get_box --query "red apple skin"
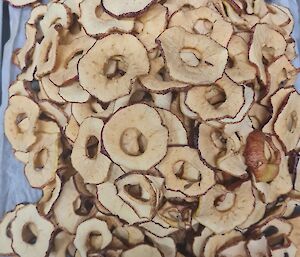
[244,130,281,183]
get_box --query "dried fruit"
[79,0,134,37]
[4,96,40,152]
[2,0,300,256]
[10,204,55,257]
[103,104,168,170]
[71,117,111,184]
[195,181,255,233]
[102,0,156,17]
[78,34,149,102]
[157,27,228,85]
[157,146,215,196]
[249,24,287,85]
[185,75,245,121]
[244,130,281,183]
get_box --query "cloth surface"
[0,0,299,220]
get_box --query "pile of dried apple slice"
[1,0,300,256]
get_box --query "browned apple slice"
[244,130,281,183]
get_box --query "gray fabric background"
[0,0,299,227]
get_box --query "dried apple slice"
[71,117,111,184]
[78,33,149,102]
[203,230,243,257]
[102,0,156,18]
[4,96,39,152]
[25,133,60,188]
[157,27,228,85]
[121,244,162,257]
[263,87,295,134]
[97,182,146,225]
[192,228,214,257]
[274,91,300,152]
[10,204,55,257]
[220,86,255,124]
[49,35,96,86]
[179,92,198,120]
[41,76,66,104]
[27,4,47,24]
[249,24,287,85]
[152,92,172,110]
[156,201,192,230]
[185,75,244,121]
[103,104,168,170]
[58,81,90,103]
[36,26,60,77]
[216,1,259,30]
[238,190,266,231]
[261,56,297,106]
[198,121,250,178]
[248,103,271,130]
[169,7,233,47]
[72,99,114,124]
[48,231,74,257]
[36,120,60,134]
[244,130,281,183]
[39,100,68,128]
[65,115,80,143]
[225,35,257,84]
[115,172,161,219]
[113,226,144,246]
[246,236,271,257]
[136,4,168,51]
[244,0,268,17]
[0,205,24,256]
[157,146,215,196]
[248,136,293,203]
[9,80,30,98]
[195,181,255,234]
[53,177,95,234]
[146,232,176,257]
[18,43,41,82]
[260,4,290,27]
[276,5,294,37]
[80,0,134,37]
[139,56,188,92]
[37,175,62,215]
[74,218,112,257]
[287,41,297,62]
[40,2,72,34]
[156,108,188,145]
[60,22,86,45]
[17,24,37,70]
